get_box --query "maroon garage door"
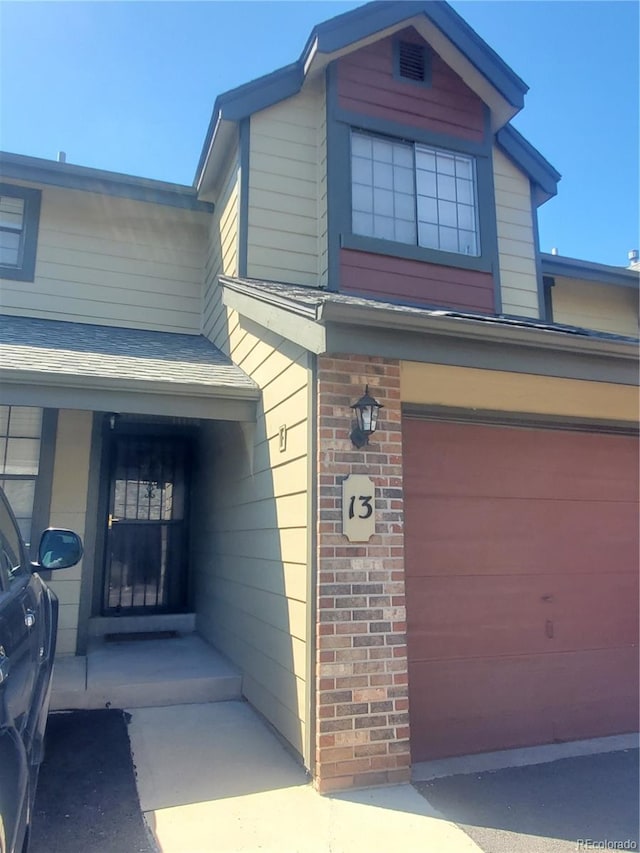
[403,419,639,762]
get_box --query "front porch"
[2,312,314,776]
[51,625,242,711]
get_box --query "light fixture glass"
[350,385,383,448]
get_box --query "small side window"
[0,183,42,282]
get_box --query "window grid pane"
[0,195,25,230]
[352,131,416,245]
[7,406,42,438]
[415,144,479,256]
[0,231,21,266]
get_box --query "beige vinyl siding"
[47,410,93,656]
[493,147,540,318]
[401,361,639,422]
[552,276,639,337]
[193,305,310,760]
[0,180,207,333]
[202,151,240,344]
[247,79,327,286]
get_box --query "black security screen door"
[104,436,189,614]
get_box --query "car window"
[0,494,28,586]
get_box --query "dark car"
[0,487,82,853]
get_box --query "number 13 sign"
[342,474,376,542]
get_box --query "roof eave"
[540,254,640,289]
[220,276,638,361]
[496,125,561,205]
[220,275,320,320]
[194,0,530,191]
[0,367,259,423]
[0,367,261,401]
[194,63,304,190]
[318,301,638,359]
[0,151,213,212]
[312,1,527,107]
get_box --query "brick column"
[314,354,411,793]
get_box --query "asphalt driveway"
[414,749,640,853]
[30,709,155,853]
[29,706,638,853]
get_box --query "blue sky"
[0,1,637,266]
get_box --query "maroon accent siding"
[403,420,640,761]
[337,28,485,142]
[341,248,495,312]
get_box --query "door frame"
[90,417,199,620]
[102,431,192,615]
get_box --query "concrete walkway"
[127,701,482,853]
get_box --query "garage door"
[403,418,639,761]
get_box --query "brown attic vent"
[398,41,428,83]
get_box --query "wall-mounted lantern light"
[350,385,383,448]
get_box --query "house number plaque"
[342,474,376,542]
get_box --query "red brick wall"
[314,354,411,793]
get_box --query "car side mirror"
[38,528,83,570]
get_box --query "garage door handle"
[545,619,554,639]
[25,609,36,629]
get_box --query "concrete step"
[51,633,242,711]
[87,612,196,637]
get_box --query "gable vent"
[398,42,426,82]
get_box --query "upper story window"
[0,183,42,282]
[351,131,479,258]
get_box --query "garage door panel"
[409,647,639,760]
[548,646,640,709]
[403,420,639,503]
[403,418,639,760]
[410,705,549,760]
[553,574,639,651]
[405,497,638,575]
[550,691,639,743]
[409,655,559,759]
[406,573,639,661]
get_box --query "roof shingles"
[220,276,640,344]
[0,315,257,392]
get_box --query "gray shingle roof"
[220,276,640,344]
[0,315,258,393]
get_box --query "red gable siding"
[341,249,495,313]
[336,28,485,143]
